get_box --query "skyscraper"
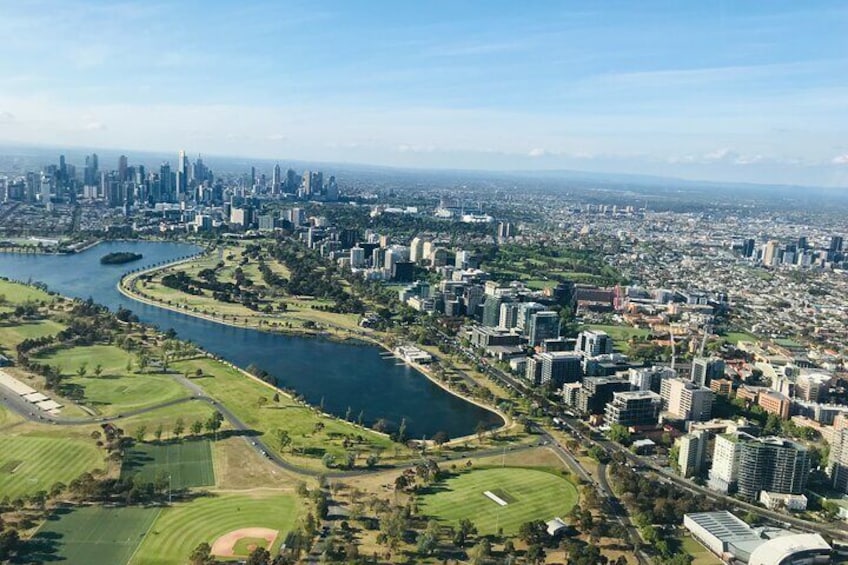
[736,437,810,501]
[272,164,282,193]
[177,150,188,200]
[118,155,128,181]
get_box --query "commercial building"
[629,365,675,393]
[575,329,614,357]
[796,372,832,403]
[691,357,726,387]
[678,429,708,478]
[572,376,632,416]
[737,437,810,501]
[827,428,848,493]
[708,432,744,494]
[683,511,831,564]
[604,390,661,427]
[757,390,791,419]
[538,352,582,388]
[758,491,808,512]
[660,377,714,422]
[527,311,560,346]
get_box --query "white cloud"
[528,148,546,157]
[833,154,848,165]
[83,121,106,131]
[267,134,286,141]
[0,111,14,123]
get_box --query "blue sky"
[0,0,847,186]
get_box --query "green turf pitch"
[30,506,160,565]
[121,440,214,489]
[0,436,101,499]
[419,467,579,535]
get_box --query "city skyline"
[0,1,847,187]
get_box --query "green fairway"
[30,505,160,565]
[36,345,190,416]
[131,491,300,565]
[0,319,66,351]
[0,435,102,498]
[419,467,578,535]
[0,279,54,304]
[121,440,215,489]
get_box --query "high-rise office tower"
[118,155,128,181]
[736,437,810,501]
[830,235,844,253]
[762,240,780,266]
[272,164,282,193]
[177,150,188,200]
[678,430,709,478]
[691,357,726,387]
[159,162,173,202]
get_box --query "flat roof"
[685,511,762,545]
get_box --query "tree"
[453,518,477,547]
[189,542,213,565]
[518,520,549,546]
[154,423,164,441]
[469,538,491,565]
[76,363,88,377]
[173,418,185,440]
[475,421,487,443]
[397,417,407,443]
[608,424,631,445]
[134,425,147,443]
[275,429,292,453]
[93,364,103,378]
[190,420,203,437]
[246,546,271,565]
[206,411,224,439]
[432,430,450,446]
[526,543,546,565]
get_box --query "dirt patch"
[211,527,278,557]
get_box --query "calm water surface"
[0,241,502,437]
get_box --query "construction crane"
[699,324,712,357]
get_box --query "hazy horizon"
[1,1,847,187]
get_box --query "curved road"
[0,371,537,480]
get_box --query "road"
[0,372,539,480]
[432,326,848,544]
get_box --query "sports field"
[36,344,190,416]
[419,467,579,535]
[131,491,300,565]
[0,435,102,498]
[30,505,160,565]
[121,440,215,489]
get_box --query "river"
[0,240,503,438]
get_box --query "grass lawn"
[680,535,721,565]
[172,357,400,470]
[0,319,66,353]
[232,537,269,555]
[35,345,190,416]
[0,434,103,498]
[419,467,578,535]
[131,491,300,565]
[585,324,650,343]
[30,505,160,565]
[0,278,54,304]
[723,331,757,344]
[119,401,219,436]
[121,439,215,489]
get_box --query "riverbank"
[118,256,511,443]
